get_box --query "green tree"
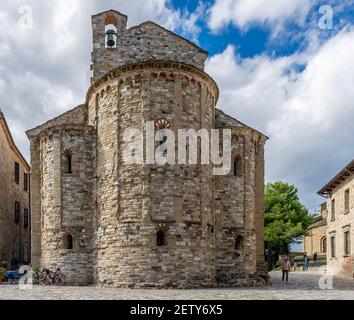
[264,182,313,270]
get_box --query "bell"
[106,29,117,47]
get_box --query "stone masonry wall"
[0,116,30,267]
[89,62,218,288]
[214,129,262,286]
[254,137,267,273]
[303,224,327,256]
[26,10,268,288]
[91,11,208,81]
[327,175,354,277]
[37,126,94,285]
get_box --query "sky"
[0,0,353,214]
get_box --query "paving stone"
[1,272,354,300]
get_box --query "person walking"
[313,252,318,263]
[281,255,291,283]
[303,252,309,271]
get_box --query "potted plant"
[0,261,8,284]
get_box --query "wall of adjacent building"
[303,224,327,256]
[327,175,354,277]
[0,117,30,267]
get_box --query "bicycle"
[51,269,66,286]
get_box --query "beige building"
[303,202,327,257]
[318,159,354,277]
[26,10,268,287]
[0,110,31,267]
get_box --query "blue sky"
[171,0,271,57]
[171,0,354,57]
[0,0,353,219]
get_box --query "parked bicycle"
[32,268,66,286]
[51,268,66,286]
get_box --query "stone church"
[27,10,268,287]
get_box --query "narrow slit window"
[233,158,243,177]
[157,229,167,247]
[15,162,20,184]
[63,233,73,250]
[15,202,20,224]
[330,236,336,258]
[24,209,29,228]
[64,150,73,174]
[235,235,243,251]
[344,231,350,255]
[345,189,350,214]
[24,173,28,192]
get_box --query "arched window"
[321,237,327,254]
[104,15,118,49]
[63,150,73,174]
[154,119,172,131]
[63,233,73,250]
[235,235,243,251]
[157,229,167,247]
[233,158,243,177]
[232,135,238,146]
[155,119,171,156]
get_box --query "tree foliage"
[264,181,313,247]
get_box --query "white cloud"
[206,29,354,209]
[0,0,353,211]
[0,0,202,161]
[208,0,316,32]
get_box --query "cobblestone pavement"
[1,271,354,300]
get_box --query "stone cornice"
[36,124,95,140]
[0,112,30,170]
[318,158,354,197]
[215,108,269,140]
[26,104,87,140]
[215,125,268,144]
[86,60,219,104]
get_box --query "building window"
[157,229,167,247]
[15,162,20,184]
[63,150,73,174]
[344,189,350,214]
[344,231,351,255]
[331,199,336,221]
[23,243,28,263]
[235,235,244,251]
[15,202,20,224]
[330,236,336,258]
[24,173,29,192]
[154,118,172,131]
[63,233,73,250]
[159,134,168,156]
[24,209,29,228]
[14,241,19,260]
[233,158,243,177]
[321,237,327,254]
[155,119,171,158]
